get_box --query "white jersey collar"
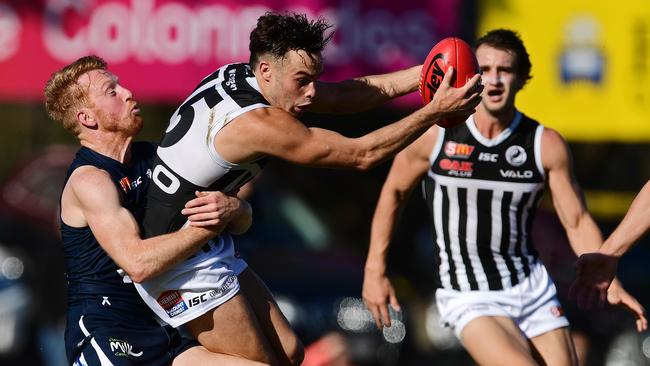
[466,110,522,147]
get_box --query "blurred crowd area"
[0,104,648,366]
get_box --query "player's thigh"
[461,316,537,366]
[185,293,277,364]
[173,345,269,366]
[529,326,578,366]
[239,267,304,365]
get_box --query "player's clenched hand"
[569,252,618,310]
[181,191,241,230]
[362,269,400,330]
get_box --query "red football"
[419,37,479,128]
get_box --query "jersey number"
[160,74,224,148]
[152,73,224,194]
[152,165,181,194]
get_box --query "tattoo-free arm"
[600,180,650,257]
[363,128,437,329]
[68,167,218,283]
[236,70,479,170]
[544,130,648,330]
[309,65,422,114]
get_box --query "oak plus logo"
[505,145,527,166]
[439,158,473,177]
[109,338,143,358]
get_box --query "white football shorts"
[435,260,569,340]
[133,233,247,328]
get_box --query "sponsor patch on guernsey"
[157,290,188,318]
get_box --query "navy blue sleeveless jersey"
[62,142,155,314]
[61,142,196,365]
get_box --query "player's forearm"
[600,182,650,257]
[351,65,421,103]
[565,213,605,256]
[312,65,421,114]
[365,190,405,275]
[353,107,439,170]
[129,227,216,282]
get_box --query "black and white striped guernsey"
[143,63,269,238]
[422,111,546,291]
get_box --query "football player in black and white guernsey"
[45,56,264,365]
[362,29,647,366]
[137,11,482,365]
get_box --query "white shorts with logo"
[435,260,569,340]
[133,234,248,328]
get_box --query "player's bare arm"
[542,128,603,255]
[363,127,439,329]
[543,128,648,330]
[63,166,237,282]
[216,68,479,169]
[309,65,422,114]
[571,180,650,332]
[600,180,650,257]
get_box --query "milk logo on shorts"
[157,290,188,318]
[108,338,143,358]
[505,145,527,166]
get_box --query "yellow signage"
[478,1,650,141]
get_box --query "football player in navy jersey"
[362,29,646,366]
[571,180,650,309]
[44,56,264,365]
[134,11,484,366]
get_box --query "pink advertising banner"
[0,0,464,104]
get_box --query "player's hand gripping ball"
[419,37,480,128]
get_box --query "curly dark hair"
[475,29,532,87]
[249,12,334,66]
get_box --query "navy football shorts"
[66,314,197,366]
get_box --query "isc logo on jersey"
[157,290,188,318]
[118,176,144,194]
[478,152,498,162]
[444,141,475,159]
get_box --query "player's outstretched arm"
[231,68,480,170]
[570,180,650,332]
[600,180,650,257]
[309,65,421,114]
[363,128,437,329]
[543,129,648,330]
[65,167,227,283]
